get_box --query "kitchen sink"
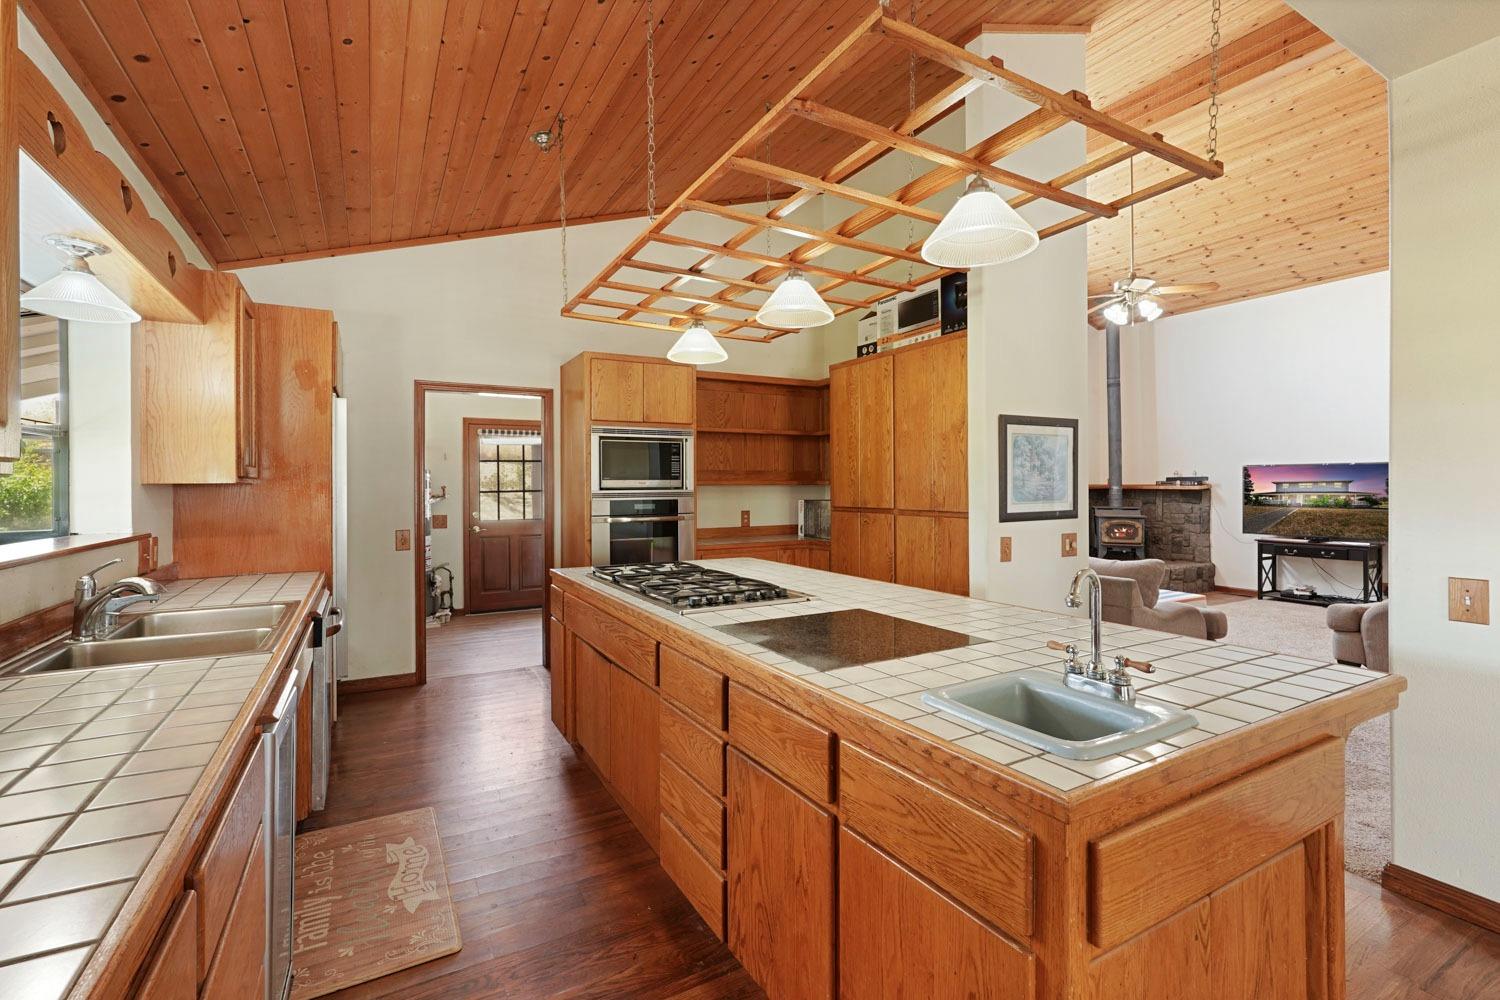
[922,669,1197,761]
[108,603,292,639]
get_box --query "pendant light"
[921,175,1038,268]
[667,320,728,365]
[756,269,834,329]
[20,236,142,324]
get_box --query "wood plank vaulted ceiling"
[24,0,1387,319]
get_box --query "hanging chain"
[644,0,658,221]
[556,116,569,304]
[1206,0,1221,160]
[904,0,917,280]
[762,109,774,260]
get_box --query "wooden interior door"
[465,419,547,612]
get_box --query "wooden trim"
[697,371,829,389]
[1382,864,1500,936]
[414,381,554,685]
[682,199,928,264]
[0,599,71,662]
[981,22,1092,34]
[699,524,800,540]
[338,673,421,696]
[0,532,151,573]
[1,0,17,464]
[728,157,944,225]
[1214,586,1258,598]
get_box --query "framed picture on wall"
[998,415,1079,522]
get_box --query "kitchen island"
[548,559,1403,1000]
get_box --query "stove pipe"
[1104,321,1124,509]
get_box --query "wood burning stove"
[1093,507,1147,559]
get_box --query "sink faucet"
[71,560,162,641]
[1055,567,1154,703]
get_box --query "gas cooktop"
[591,562,809,614]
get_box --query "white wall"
[1087,272,1391,592]
[237,216,829,680]
[423,391,542,609]
[966,32,1091,607]
[0,540,139,625]
[1387,34,1500,901]
[697,485,828,532]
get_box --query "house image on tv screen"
[1255,478,1380,506]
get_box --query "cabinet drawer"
[661,817,726,939]
[661,700,725,794]
[200,823,267,1000]
[660,756,724,867]
[549,585,566,620]
[660,645,726,731]
[728,684,834,804]
[190,738,266,980]
[565,594,657,684]
[135,890,198,1000]
[840,743,1032,941]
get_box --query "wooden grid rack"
[560,9,1223,344]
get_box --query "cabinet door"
[856,356,894,508]
[830,510,860,576]
[235,297,259,479]
[829,366,858,507]
[858,512,895,583]
[894,337,966,512]
[548,617,571,740]
[609,664,660,847]
[590,358,644,422]
[726,749,835,1000]
[643,362,696,424]
[840,829,1033,1000]
[573,638,612,777]
[200,825,268,1000]
[136,890,199,1000]
[895,513,968,595]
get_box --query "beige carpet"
[1211,595,1392,882]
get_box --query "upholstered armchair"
[1088,557,1229,642]
[1326,601,1389,673]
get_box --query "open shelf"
[697,427,829,437]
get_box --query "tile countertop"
[558,559,1390,795]
[0,572,321,1000]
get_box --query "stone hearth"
[1088,485,1216,593]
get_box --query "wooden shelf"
[698,477,829,487]
[697,427,829,437]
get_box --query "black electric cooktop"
[714,609,982,673]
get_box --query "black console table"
[1256,539,1385,605]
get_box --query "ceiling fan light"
[1135,296,1164,323]
[1101,300,1131,326]
[20,238,141,324]
[755,270,834,329]
[666,320,728,365]
[921,175,1039,268]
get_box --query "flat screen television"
[1242,462,1389,542]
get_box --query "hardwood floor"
[310,610,1499,999]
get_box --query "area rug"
[1213,596,1392,882]
[290,807,461,999]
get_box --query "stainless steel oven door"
[262,651,303,1000]
[591,495,695,566]
[591,428,693,492]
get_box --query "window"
[0,314,68,541]
[476,427,542,521]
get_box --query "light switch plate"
[1000,537,1012,562]
[1448,577,1490,625]
[741,510,751,528]
[1061,532,1078,558]
[395,529,411,552]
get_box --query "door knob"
[471,525,481,533]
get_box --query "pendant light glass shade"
[755,269,834,329]
[20,237,142,324]
[666,320,728,365]
[1101,300,1131,326]
[921,175,1039,268]
[1135,296,1164,323]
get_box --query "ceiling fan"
[1088,159,1218,326]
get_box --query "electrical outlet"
[740,509,751,528]
[1449,577,1490,625]
[432,514,448,529]
[999,537,1012,562]
[1061,532,1078,558]
[395,529,411,551]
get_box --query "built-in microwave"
[591,427,693,492]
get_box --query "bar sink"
[108,603,292,639]
[922,668,1197,761]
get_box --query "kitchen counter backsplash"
[0,572,317,1000]
[560,559,1382,793]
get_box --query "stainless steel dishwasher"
[262,643,305,1000]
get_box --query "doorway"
[413,381,554,686]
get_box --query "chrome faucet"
[1054,567,1154,703]
[71,560,162,641]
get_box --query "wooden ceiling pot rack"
[560,9,1223,345]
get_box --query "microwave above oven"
[592,427,693,493]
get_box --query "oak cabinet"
[643,361,696,424]
[893,335,966,512]
[694,541,830,569]
[726,749,836,1000]
[573,638,613,777]
[140,271,259,483]
[609,664,661,848]
[696,373,829,486]
[840,829,1034,1000]
[894,513,968,595]
[831,510,894,582]
[588,356,695,425]
[134,891,199,1000]
[830,354,892,508]
[548,616,571,740]
[199,826,268,1000]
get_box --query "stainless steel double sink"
[2,603,294,675]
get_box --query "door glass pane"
[497,494,525,520]
[479,494,499,521]
[480,441,499,461]
[479,464,499,492]
[497,462,524,491]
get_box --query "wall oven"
[591,427,693,492]
[591,495,695,566]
